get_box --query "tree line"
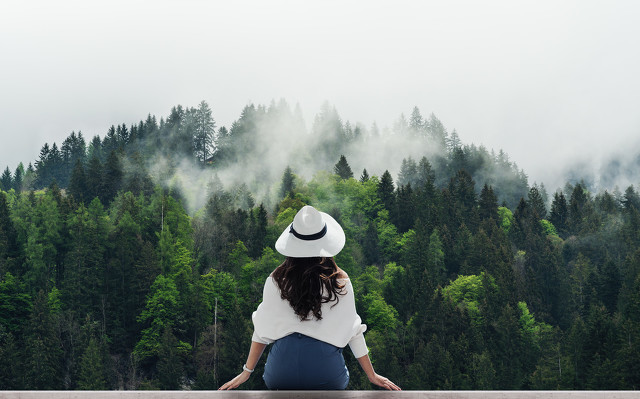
[1,101,639,390]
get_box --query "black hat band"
[289,223,327,241]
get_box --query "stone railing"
[0,391,637,399]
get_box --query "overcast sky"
[1,0,639,190]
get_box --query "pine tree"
[448,169,478,230]
[409,106,424,136]
[449,146,468,175]
[0,192,19,275]
[102,150,122,204]
[123,152,154,197]
[427,113,448,148]
[61,131,87,186]
[13,163,24,192]
[549,192,569,236]
[157,326,185,390]
[623,185,640,211]
[63,199,108,320]
[568,183,589,233]
[87,135,103,162]
[77,337,108,389]
[24,290,63,389]
[0,325,20,389]
[35,143,51,188]
[395,184,415,233]
[193,100,216,165]
[447,129,462,152]
[362,221,380,266]
[0,167,12,191]
[107,207,144,352]
[134,274,184,360]
[416,156,435,188]
[402,220,434,316]
[116,124,130,144]
[280,166,295,198]
[397,157,418,187]
[378,170,395,214]
[68,159,87,203]
[311,102,345,164]
[393,113,409,136]
[343,121,354,142]
[427,228,446,285]
[22,163,36,191]
[46,143,63,187]
[529,185,547,219]
[360,169,370,182]
[479,184,499,222]
[0,272,31,337]
[85,155,103,202]
[353,124,363,141]
[247,204,268,258]
[597,259,620,315]
[22,191,63,292]
[334,155,353,180]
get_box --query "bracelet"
[243,364,254,373]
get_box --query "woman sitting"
[219,205,400,391]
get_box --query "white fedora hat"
[275,205,345,257]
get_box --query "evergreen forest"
[1,100,640,390]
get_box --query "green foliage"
[0,272,31,335]
[377,171,395,215]
[498,206,514,233]
[518,301,552,345]
[540,219,558,236]
[24,290,63,389]
[442,273,496,325]
[273,194,309,234]
[334,155,354,180]
[157,326,186,390]
[0,325,20,389]
[362,292,399,332]
[200,269,238,319]
[135,275,192,361]
[279,166,295,198]
[77,337,108,390]
[228,241,250,277]
[427,228,446,282]
[4,102,640,390]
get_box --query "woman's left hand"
[218,370,251,390]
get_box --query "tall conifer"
[334,155,353,180]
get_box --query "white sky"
[1,0,639,189]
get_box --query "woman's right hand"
[368,372,401,391]
[218,370,251,390]
[357,354,401,390]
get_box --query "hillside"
[0,101,639,390]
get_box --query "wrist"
[243,364,254,373]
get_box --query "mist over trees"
[1,100,640,390]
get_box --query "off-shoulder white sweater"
[251,277,369,358]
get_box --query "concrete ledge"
[0,392,638,399]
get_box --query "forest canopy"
[0,100,639,390]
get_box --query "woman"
[219,205,400,391]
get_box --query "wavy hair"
[271,257,346,321]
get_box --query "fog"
[1,0,640,193]
[145,100,528,214]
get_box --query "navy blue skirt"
[263,333,349,390]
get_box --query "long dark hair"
[271,257,346,321]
